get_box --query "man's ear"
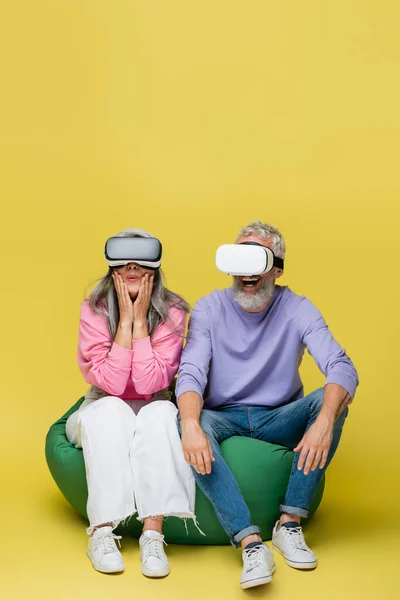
[274,268,283,279]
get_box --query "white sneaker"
[272,521,317,569]
[240,543,276,589]
[139,530,170,578]
[87,526,124,573]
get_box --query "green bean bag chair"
[45,397,324,544]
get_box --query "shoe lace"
[142,536,167,561]
[243,545,265,572]
[98,531,122,555]
[285,527,308,551]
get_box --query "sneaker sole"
[272,543,317,570]
[141,566,170,578]
[240,565,276,589]
[87,550,125,574]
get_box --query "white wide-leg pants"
[66,396,196,533]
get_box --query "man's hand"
[294,415,333,475]
[181,419,215,475]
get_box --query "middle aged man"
[176,221,358,589]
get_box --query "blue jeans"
[179,388,348,547]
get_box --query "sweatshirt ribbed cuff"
[324,373,358,399]
[131,336,153,360]
[175,381,204,403]
[109,342,133,369]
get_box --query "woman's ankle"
[91,522,113,536]
[142,515,164,534]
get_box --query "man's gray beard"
[232,277,275,311]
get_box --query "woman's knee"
[136,400,177,430]
[65,410,80,445]
[79,395,134,427]
[139,399,177,417]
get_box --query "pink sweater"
[78,300,187,400]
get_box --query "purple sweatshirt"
[176,286,358,408]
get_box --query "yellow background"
[1,1,399,599]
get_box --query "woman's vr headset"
[216,242,284,276]
[105,236,162,269]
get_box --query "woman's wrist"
[115,321,134,349]
[118,320,133,331]
[134,318,147,328]
[133,320,148,340]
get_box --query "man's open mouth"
[241,277,261,288]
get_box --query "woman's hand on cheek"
[132,274,154,339]
[112,271,134,327]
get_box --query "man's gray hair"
[236,220,286,259]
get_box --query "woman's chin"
[127,286,139,299]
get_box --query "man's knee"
[177,409,220,442]
[309,388,350,428]
[199,410,219,441]
[335,405,349,426]
[309,388,324,416]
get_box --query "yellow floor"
[3,447,398,600]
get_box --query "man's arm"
[319,382,352,422]
[178,391,215,475]
[176,301,215,475]
[299,299,359,399]
[295,299,359,475]
[175,299,212,401]
[294,383,351,475]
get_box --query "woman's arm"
[130,308,187,395]
[78,301,132,396]
[112,270,134,349]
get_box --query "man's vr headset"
[216,242,284,276]
[105,236,162,269]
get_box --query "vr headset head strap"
[239,241,284,270]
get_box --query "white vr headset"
[105,236,162,269]
[216,242,284,276]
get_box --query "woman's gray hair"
[88,228,189,339]
[236,220,286,259]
